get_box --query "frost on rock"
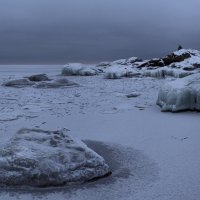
[157,73,200,112]
[35,78,79,88]
[0,129,110,187]
[104,65,141,79]
[3,78,35,87]
[62,63,99,76]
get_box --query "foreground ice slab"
[157,73,200,112]
[0,129,110,187]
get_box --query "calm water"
[0,0,200,64]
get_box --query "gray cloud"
[0,0,200,64]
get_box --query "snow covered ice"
[157,73,200,112]
[0,49,200,199]
[0,128,110,187]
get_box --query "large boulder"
[0,129,110,187]
[157,73,200,112]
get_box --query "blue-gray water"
[0,0,200,64]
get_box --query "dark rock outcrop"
[27,74,51,82]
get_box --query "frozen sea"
[0,65,199,200]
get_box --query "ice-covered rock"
[104,65,141,79]
[126,57,141,64]
[0,128,110,187]
[157,73,200,112]
[143,67,193,78]
[62,63,99,76]
[96,57,141,69]
[111,59,127,65]
[27,74,50,82]
[126,93,141,98]
[96,61,111,67]
[3,78,35,87]
[35,78,79,88]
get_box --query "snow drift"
[157,73,200,112]
[0,128,110,187]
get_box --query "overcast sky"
[0,0,200,64]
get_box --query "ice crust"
[157,73,200,111]
[0,129,110,187]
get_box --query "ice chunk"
[35,78,79,88]
[104,65,141,79]
[0,129,110,187]
[3,78,35,87]
[157,73,200,112]
[62,63,98,76]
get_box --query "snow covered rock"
[104,65,141,79]
[62,63,99,76]
[139,49,200,72]
[157,73,200,112]
[27,74,50,82]
[35,78,79,88]
[3,78,35,87]
[111,59,127,65]
[0,129,110,187]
